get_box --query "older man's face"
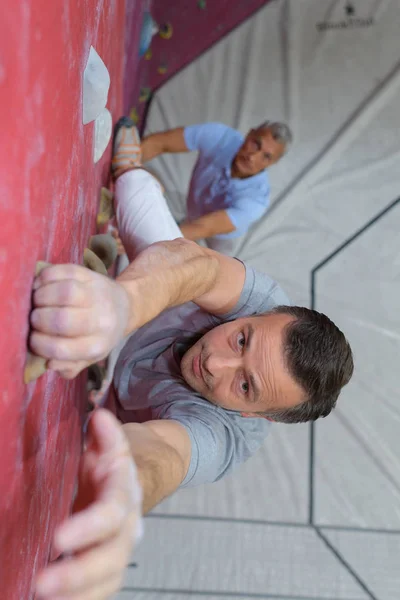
[232,128,285,178]
[180,314,304,416]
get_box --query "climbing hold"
[139,12,159,57]
[197,0,206,9]
[145,48,152,60]
[24,261,52,384]
[97,187,114,227]
[83,248,108,275]
[157,63,168,75]
[87,363,106,392]
[159,23,173,39]
[82,46,110,125]
[93,108,112,163]
[139,87,152,103]
[129,106,139,124]
[89,234,118,269]
[24,352,48,384]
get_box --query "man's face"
[180,314,304,416]
[232,128,285,178]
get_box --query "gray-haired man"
[140,121,292,245]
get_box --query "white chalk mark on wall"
[82,46,110,125]
[93,107,112,163]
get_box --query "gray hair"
[257,120,293,152]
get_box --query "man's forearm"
[179,220,212,241]
[141,128,187,163]
[116,239,219,334]
[141,135,163,163]
[122,423,186,514]
[180,210,236,241]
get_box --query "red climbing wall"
[125,0,271,124]
[0,1,134,598]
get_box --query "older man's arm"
[141,127,188,162]
[179,210,236,241]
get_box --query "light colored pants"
[102,169,184,404]
[114,168,182,262]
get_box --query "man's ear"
[240,412,275,421]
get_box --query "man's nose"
[204,354,241,376]
[248,148,260,162]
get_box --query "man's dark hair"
[265,306,354,424]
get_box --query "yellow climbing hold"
[24,261,52,384]
[129,106,139,124]
[159,23,173,39]
[97,187,114,228]
[139,87,151,103]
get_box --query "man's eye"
[238,332,246,349]
[241,381,249,394]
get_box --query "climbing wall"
[0,1,133,598]
[126,0,271,124]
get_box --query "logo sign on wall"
[316,2,374,31]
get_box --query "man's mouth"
[192,353,202,380]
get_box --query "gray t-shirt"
[113,263,290,488]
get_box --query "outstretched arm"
[123,419,191,514]
[141,127,188,162]
[116,238,220,333]
[116,237,246,331]
[29,239,245,377]
[35,410,191,599]
[35,409,143,600]
[179,210,236,241]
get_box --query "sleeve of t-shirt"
[184,122,231,154]
[154,400,269,488]
[214,261,291,323]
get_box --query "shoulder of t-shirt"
[214,261,291,324]
[193,122,239,138]
[184,122,243,153]
[154,396,270,487]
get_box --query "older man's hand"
[36,409,143,600]
[29,264,130,379]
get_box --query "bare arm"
[179,210,236,241]
[122,420,191,514]
[117,239,220,333]
[29,240,245,377]
[141,127,188,162]
[35,409,143,600]
[117,238,246,334]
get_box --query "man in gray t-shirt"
[113,263,290,488]
[29,120,354,600]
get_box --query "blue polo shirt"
[184,123,270,239]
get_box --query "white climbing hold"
[93,108,112,163]
[83,46,110,125]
